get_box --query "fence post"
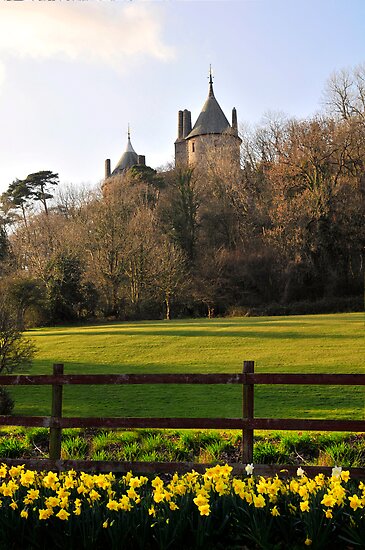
[242,360,254,464]
[49,364,64,460]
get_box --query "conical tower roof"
[187,74,231,139]
[112,130,139,175]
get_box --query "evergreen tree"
[23,170,59,215]
[46,253,84,322]
[2,178,32,228]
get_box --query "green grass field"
[9,312,365,420]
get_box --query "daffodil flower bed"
[0,464,364,549]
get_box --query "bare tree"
[324,64,365,121]
[150,238,188,320]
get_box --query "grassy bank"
[1,428,365,468]
[9,312,365,419]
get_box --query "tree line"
[0,65,364,326]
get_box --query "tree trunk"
[165,296,171,320]
[40,183,49,216]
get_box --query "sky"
[0,0,365,194]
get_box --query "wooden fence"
[0,361,364,477]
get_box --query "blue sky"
[0,0,364,193]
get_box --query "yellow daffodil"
[42,471,59,490]
[341,470,350,483]
[56,509,70,521]
[77,483,86,494]
[9,465,24,478]
[298,486,308,499]
[151,477,164,489]
[23,488,39,504]
[45,496,60,509]
[300,500,310,513]
[153,491,165,503]
[198,504,210,516]
[20,470,35,487]
[321,493,336,508]
[39,508,53,520]
[129,477,142,489]
[253,494,265,508]
[215,479,228,496]
[106,500,119,511]
[89,489,101,502]
[119,495,132,511]
[193,493,208,507]
[349,494,363,511]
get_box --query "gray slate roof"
[187,81,231,139]
[112,135,138,175]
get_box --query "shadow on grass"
[28,328,360,340]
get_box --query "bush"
[0,297,36,373]
[232,294,364,317]
[0,387,14,415]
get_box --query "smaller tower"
[105,127,146,178]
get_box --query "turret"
[105,127,146,178]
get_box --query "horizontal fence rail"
[0,362,364,476]
[1,416,365,432]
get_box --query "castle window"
[192,142,195,153]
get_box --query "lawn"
[9,312,365,420]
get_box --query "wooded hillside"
[1,66,364,324]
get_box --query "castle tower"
[105,127,145,179]
[175,70,241,168]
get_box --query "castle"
[104,72,241,179]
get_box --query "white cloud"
[0,2,174,71]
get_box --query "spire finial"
[127,123,130,140]
[208,65,214,96]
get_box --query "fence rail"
[0,361,364,476]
